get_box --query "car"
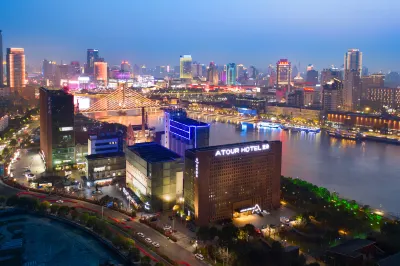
[163,225,172,230]
[152,242,160,248]
[56,200,64,204]
[125,217,133,222]
[145,238,152,243]
[195,254,204,260]
[137,232,145,237]
[92,190,103,195]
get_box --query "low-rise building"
[85,152,126,186]
[88,131,123,155]
[126,142,183,212]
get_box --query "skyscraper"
[0,30,3,87]
[323,79,343,112]
[343,49,363,111]
[180,55,192,79]
[321,67,342,85]
[42,59,57,84]
[276,59,291,90]
[248,66,258,79]
[121,61,131,73]
[236,64,245,79]
[40,87,75,170]
[191,62,202,78]
[226,63,237,85]
[6,48,25,88]
[306,64,318,86]
[94,62,108,84]
[207,62,219,85]
[86,49,99,74]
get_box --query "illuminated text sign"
[215,144,270,157]
[94,166,106,172]
[195,158,199,178]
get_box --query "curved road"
[0,181,207,266]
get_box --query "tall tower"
[0,30,3,87]
[86,49,99,74]
[226,63,237,85]
[276,59,292,90]
[180,55,192,79]
[6,48,25,88]
[343,49,363,111]
[94,62,108,84]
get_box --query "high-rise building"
[226,63,237,85]
[323,78,343,111]
[236,64,245,79]
[248,66,258,79]
[94,62,108,84]
[276,59,291,90]
[180,55,192,79]
[207,62,219,85]
[121,61,131,73]
[344,49,362,78]
[6,48,25,88]
[321,67,342,85]
[306,68,319,86]
[191,62,202,78]
[361,73,385,100]
[86,49,99,74]
[184,140,282,226]
[164,108,210,157]
[126,142,183,212]
[42,59,57,83]
[40,87,75,170]
[385,72,400,88]
[0,30,3,87]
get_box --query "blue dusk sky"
[1,0,399,72]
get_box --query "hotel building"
[184,140,282,226]
[6,48,25,88]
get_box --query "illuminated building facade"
[365,87,400,110]
[164,108,210,157]
[321,67,342,85]
[180,55,192,79]
[323,79,343,111]
[86,49,99,74]
[6,48,25,88]
[343,71,362,111]
[121,61,131,73]
[344,49,362,77]
[85,152,126,186]
[226,63,237,85]
[126,142,183,212]
[207,62,219,85]
[94,62,108,84]
[361,74,385,100]
[40,87,75,170]
[88,131,123,155]
[0,30,3,87]
[276,59,291,90]
[184,140,282,226]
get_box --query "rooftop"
[172,117,209,127]
[187,140,273,153]
[85,151,125,160]
[127,142,181,163]
[327,239,376,258]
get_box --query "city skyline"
[1,0,399,72]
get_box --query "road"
[0,180,206,266]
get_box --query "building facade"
[94,62,108,85]
[164,108,210,157]
[180,55,192,79]
[85,152,126,186]
[226,63,237,85]
[86,49,99,74]
[207,62,219,85]
[126,142,183,212]
[323,78,343,112]
[6,48,25,88]
[365,87,400,110]
[0,114,8,132]
[39,87,75,170]
[276,59,291,90]
[184,140,282,226]
[88,131,123,155]
[0,30,3,87]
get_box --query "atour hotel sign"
[215,144,270,157]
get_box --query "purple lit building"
[164,108,210,157]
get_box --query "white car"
[152,242,160,248]
[56,200,64,204]
[137,232,145,238]
[163,225,172,230]
[145,238,152,243]
[195,254,204,260]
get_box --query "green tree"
[219,224,239,244]
[197,226,210,241]
[9,139,18,146]
[38,201,51,213]
[50,204,60,214]
[270,241,284,262]
[80,212,89,225]
[58,206,70,217]
[87,215,97,228]
[128,247,141,262]
[131,210,137,217]
[243,224,256,236]
[2,147,10,156]
[140,256,151,266]
[209,226,219,240]
[70,210,79,220]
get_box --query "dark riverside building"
[184,140,282,226]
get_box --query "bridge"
[79,86,159,113]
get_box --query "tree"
[131,210,137,218]
[154,263,164,266]
[219,224,239,244]
[58,206,70,217]
[50,204,60,214]
[0,195,6,206]
[39,201,51,213]
[209,226,219,240]
[80,212,89,225]
[2,147,10,156]
[9,139,18,146]
[270,241,284,262]
[197,226,210,241]
[140,256,151,266]
[6,195,19,206]
[70,210,79,220]
[87,215,97,228]
[128,247,141,262]
[243,224,256,236]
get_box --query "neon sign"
[215,144,270,157]
[240,204,262,213]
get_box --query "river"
[94,111,400,215]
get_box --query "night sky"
[1,0,399,72]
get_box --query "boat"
[327,130,364,141]
[257,121,281,129]
[280,124,289,131]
